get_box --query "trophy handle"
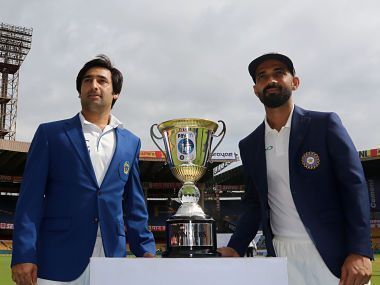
[150,123,167,160]
[209,120,226,160]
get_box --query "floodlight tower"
[0,23,32,140]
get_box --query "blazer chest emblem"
[301,151,320,170]
[123,161,130,174]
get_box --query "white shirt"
[79,112,123,187]
[264,105,309,238]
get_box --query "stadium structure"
[1,22,380,255]
[0,23,32,140]
[1,140,380,253]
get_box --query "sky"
[1,0,379,157]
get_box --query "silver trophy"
[151,118,226,257]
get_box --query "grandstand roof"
[0,139,240,185]
[0,140,29,176]
[358,148,380,177]
[1,139,378,188]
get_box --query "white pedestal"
[90,257,288,285]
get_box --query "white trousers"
[37,235,104,285]
[273,236,340,285]
[37,266,90,285]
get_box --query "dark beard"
[258,83,292,108]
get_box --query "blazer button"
[93,217,99,223]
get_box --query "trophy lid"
[157,118,218,132]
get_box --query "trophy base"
[162,247,220,258]
[162,215,220,258]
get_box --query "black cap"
[248,53,295,83]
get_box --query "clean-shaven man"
[11,55,156,285]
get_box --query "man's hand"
[11,263,37,285]
[217,247,240,257]
[339,254,372,285]
[143,252,155,258]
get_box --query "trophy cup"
[150,118,226,257]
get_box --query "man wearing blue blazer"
[218,53,372,284]
[11,55,156,285]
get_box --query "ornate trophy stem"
[178,182,200,204]
[176,182,204,217]
[150,118,226,257]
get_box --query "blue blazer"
[228,106,372,278]
[11,114,155,281]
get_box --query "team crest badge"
[123,161,130,175]
[301,151,320,170]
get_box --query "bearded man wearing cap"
[218,53,373,284]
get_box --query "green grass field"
[1,254,380,285]
[0,255,12,285]
[373,255,380,285]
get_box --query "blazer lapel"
[100,127,128,187]
[249,122,268,198]
[64,114,98,186]
[289,106,311,164]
